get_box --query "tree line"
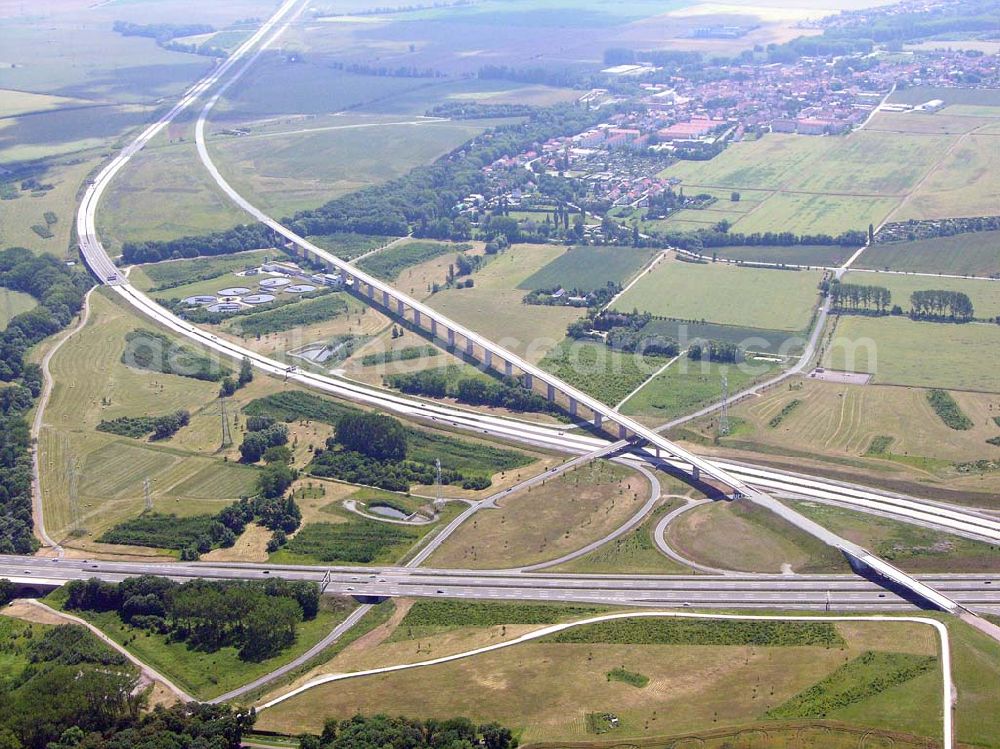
[0,247,92,554]
[910,289,974,321]
[831,282,892,313]
[65,574,319,662]
[299,714,517,749]
[387,369,562,417]
[121,104,604,262]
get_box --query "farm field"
[787,500,1000,573]
[732,192,899,236]
[428,245,586,364]
[428,461,650,569]
[783,130,952,195]
[822,315,1000,392]
[635,319,805,355]
[0,288,36,329]
[256,615,944,744]
[865,111,998,136]
[612,257,822,332]
[715,378,1000,468]
[357,240,471,282]
[888,86,1000,107]
[660,134,836,190]
[893,133,1000,221]
[209,116,497,216]
[622,359,781,425]
[0,89,89,119]
[842,271,1000,319]
[216,61,441,120]
[664,500,848,574]
[857,231,1000,276]
[37,290,266,543]
[707,244,855,267]
[0,103,155,163]
[540,340,671,407]
[98,131,248,249]
[518,245,656,291]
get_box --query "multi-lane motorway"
[4,556,1000,613]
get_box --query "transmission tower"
[719,373,731,437]
[143,477,152,512]
[219,397,233,449]
[434,458,443,509]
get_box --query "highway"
[5,556,1000,614]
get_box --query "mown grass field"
[0,155,99,256]
[518,245,656,291]
[98,132,249,249]
[843,271,1000,319]
[665,500,849,574]
[787,500,1000,573]
[209,116,496,217]
[822,315,1000,392]
[613,257,821,332]
[551,499,694,575]
[38,290,264,542]
[257,616,943,744]
[0,288,36,329]
[429,461,649,569]
[857,231,1000,276]
[621,359,781,425]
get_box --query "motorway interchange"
[64,0,1000,618]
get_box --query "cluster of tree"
[876,215,1000,244]
[43,703,254,749]
[646,188,716,219]
[111,21,214,43]
[567,312,683,358]
[387,370,561,416]
[329,61,445,78]
[603,47,703,67]
[688,340,743,363]
[910,289,974,321]
[477,64,586,89]
[298,715,517,749]
[426,102,537,119]
[99,463,299,558]
[65,574,318,662]
[122,223,273,264]
[0,623,146,749]
[831,282,892,313]
[0,248,91,554]
[96,409,191,441]
[311,412,490,491]
[122,329,230,382]
[524,282,621,309]
[238,413,291,463]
